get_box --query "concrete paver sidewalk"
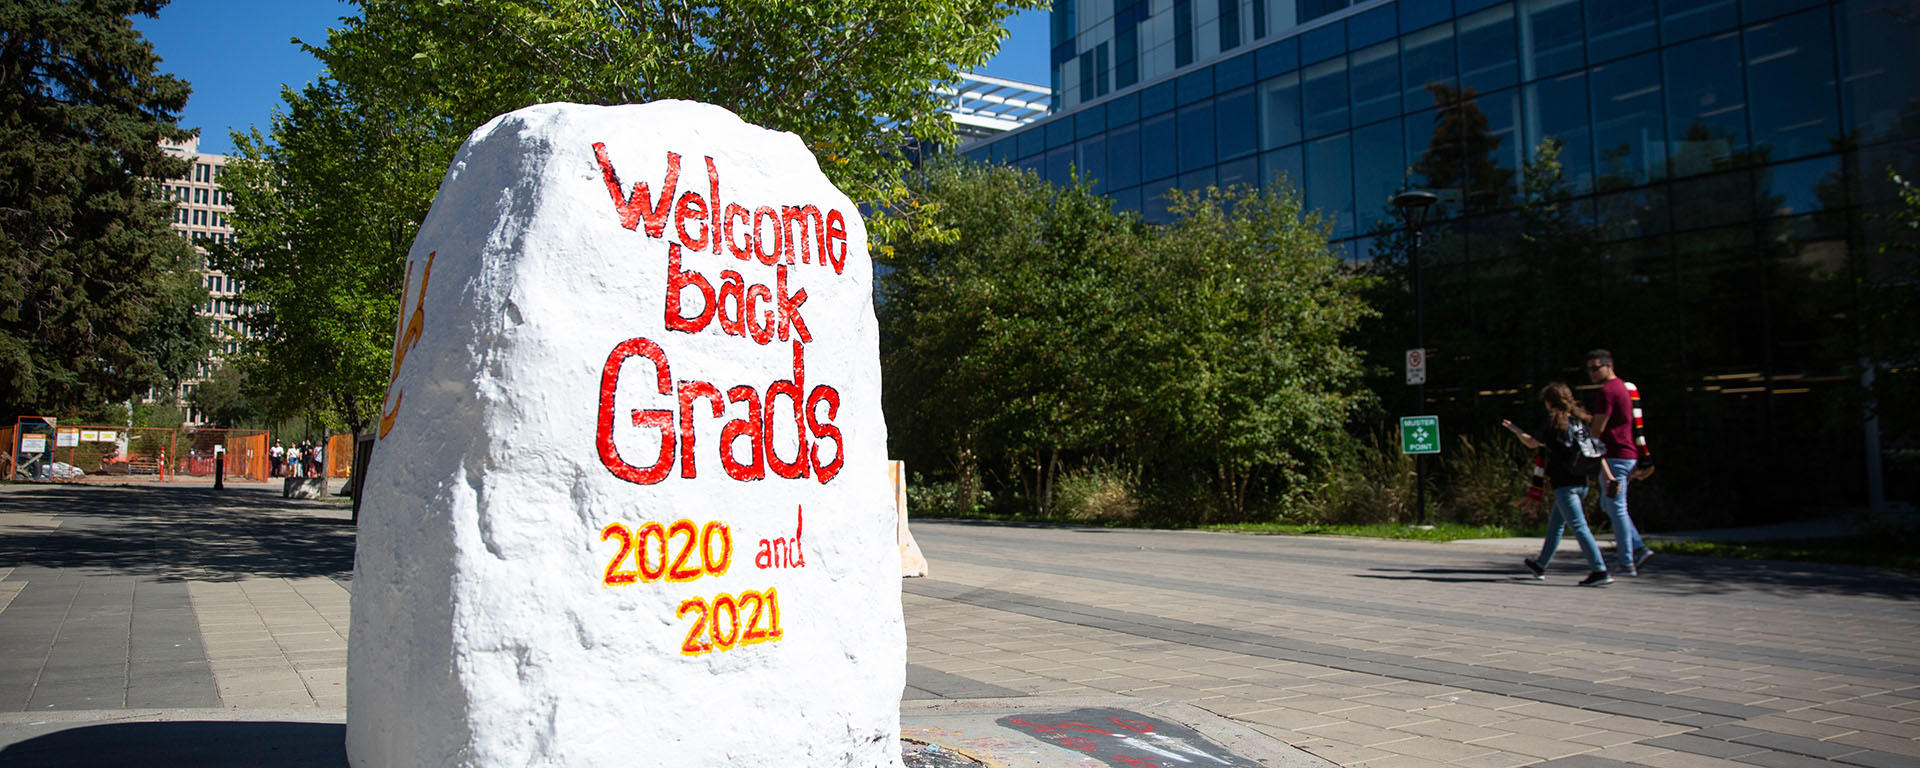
[2,483,1917,768]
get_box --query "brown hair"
[1585,349,1613,366]
[1540,381,1591,430]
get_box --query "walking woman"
[1502,382,1614,587]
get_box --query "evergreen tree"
[0,0,209,416]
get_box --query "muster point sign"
[1400,415,1441,455]
[348,102,902,767]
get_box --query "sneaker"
[1633,547,1655,567]
[1523,558,1545,580]
[1619,565,1638,577]
[1580,571,1613,587]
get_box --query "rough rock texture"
[347,101,902,767]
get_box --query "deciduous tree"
[218,0,1038,433]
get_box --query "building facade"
[965,0,1919,513]
[159,137,252,424]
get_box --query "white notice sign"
[1406,348,1428,385]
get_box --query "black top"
[1536,417,1587,489]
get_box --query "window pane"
[1473,88,1523,210]
[1180,101,1217,173]
[1406,106,1462,217]
[1524,73,1594,195]
[1837,0,1917,146]
[1594,184,1671,239]
[1046,146,1073,185]
[1745,10,1838,164]
[1142,114,1178,183]
[1144,185,1178,225]
[1260,72,1303,148]
[1179,167,1217,194]
[1219,155,1260,187]
[1303,58,1350,138]
[1673,226,1761,370]
[1590,52,1666,188]
[1352,119,1406,232]
[1306,133,1356,238]
[1458,5,1519,94]
[1217,87,1259,160]
[1664,32,1747,177]
[1262,144,1305,193]
[1521,0,1585,80]
[1402,22,1457,113]
[1079,134,1109,192]
[1671,170,1754,230]
[1661,0,1738,43]
[1108,124,1142,189]
[1350,41,1402,127]
[1755,154,1845,218]
[1587,0,1658,62]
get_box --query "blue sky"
[135,2,1051,157]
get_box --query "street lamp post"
[1391,190,1437,526]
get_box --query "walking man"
[1586,349,1654,575]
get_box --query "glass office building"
[963,0,1919,512]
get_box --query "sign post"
[1400,415,1439,526]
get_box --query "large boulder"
[347,101,901,767]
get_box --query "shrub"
[905,473,993,517]
[1308,436,1417,524]
[1440,434,1533,527]
[1054,464,1142,523]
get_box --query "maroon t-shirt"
[1592,378,1638,460]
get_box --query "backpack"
[1558,418,1606,476]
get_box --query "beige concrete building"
[159,136,250,425]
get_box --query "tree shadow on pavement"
[1360,554,1920,600]
[0,485,354,582]
[0,720,346,767]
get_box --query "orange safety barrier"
[328,433,355,478]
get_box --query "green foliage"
[1303,435,1416,525]
[188,363,265,428]
[880,161,1373,522]
[1862,170,1920,437]
[1200,521,1518,541]
[1438,434,1533,528]
[218,0,1038,433]
[904,473,995,517]
[1052,464,1141,524]
[0,0,211,416]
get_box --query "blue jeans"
[1538,484,1605,572]
[1600,458,1645,568]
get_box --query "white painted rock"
[347,101,902,767]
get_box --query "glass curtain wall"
[967,0,1920,515]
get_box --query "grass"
[1200,521,1520,541]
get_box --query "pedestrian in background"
[1504,381,1613,587]
[1586,349,1654,575]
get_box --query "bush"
[1440,434,1533,527]
[905,474,993,517]
[1054,464,1142,523]
[1308,437,1417,524]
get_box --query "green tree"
[0,0,210,416]
[218,0,1038,434]
[1143,185,1374,518]
[881,162,1372,520]
[187,362,263,428]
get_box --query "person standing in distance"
[1586,349,1653,574]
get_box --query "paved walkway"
[1,483,1916,767]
